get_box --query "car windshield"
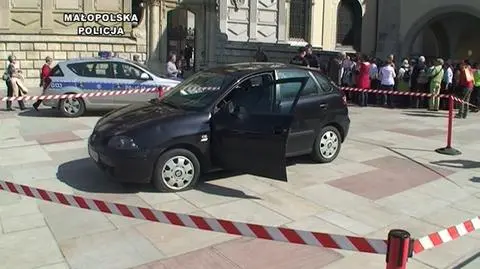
[126,60,166,78]
[159,71,235,110]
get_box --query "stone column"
[40,0,54,33]
[0,0,10,30]
[277,0,287,43]
[148,0,161,61]
[218,0,227,34]
[248,0,258,41]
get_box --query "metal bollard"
[385,229,413,269]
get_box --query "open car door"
[211,76,308,181]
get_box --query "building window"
[132,0,145,27]
[289,0,309,40]
[336,0,362,50]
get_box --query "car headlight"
[107,136,138,150]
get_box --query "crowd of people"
[287,45,480,119]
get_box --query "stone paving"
[0,93,480,269]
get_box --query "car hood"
[94,101,187,134]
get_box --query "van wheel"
[311,126,342,163]
[153,149,201,192]
[59,97,85,117]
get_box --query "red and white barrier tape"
[1,87,160,102]
[413,216,480,254]
[341,87,450,98]
[341,87,478,108]
[0,179,387,254]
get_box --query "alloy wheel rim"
[161,156,195,190]
[63,98,81,115]
[319,130,339,159]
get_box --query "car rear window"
[50,65,64,77]
[276,69,319,100]
[67,62,112,78]
[312,72,334,93]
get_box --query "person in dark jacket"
[410,56,428,108]
[328,53,344,86]
[290,47,309,67]
[304,44,319,69]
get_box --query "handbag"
[2,72,8,81]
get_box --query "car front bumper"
[88,142,154,183]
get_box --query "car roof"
[206,62,320,78]
[58,57,134,65]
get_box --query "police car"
[42,52,181,117]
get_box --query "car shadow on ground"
[56,158,260,200]
[431,160,480,169]
[470,177,480,183]
[18,108,108,118]
[401,112,447,118]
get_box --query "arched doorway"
[336,0,362,51]
[404,6,480,62]
[167,8,196,76]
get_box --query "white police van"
[42,52,181,117]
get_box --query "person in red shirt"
[356,54,371,106]
[456,60,474,118]
[33,56,53,110]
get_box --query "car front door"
[111,62,157,106]
[276,69,333,156]
[211,73,308,181]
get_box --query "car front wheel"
[311,125,342,163]
[153,148,201,192]
[59,97,85,117]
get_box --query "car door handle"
[319,103,328,109]
[273,126,286,134]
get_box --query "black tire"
[153,148,201,192]
[59,97,85,117]
[311,125,342,163]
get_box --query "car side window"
[90,63,113,78]
[112,63,144,80]
[67,62,114,78]
[276,70,319,100]
[312,72,334,93]
[227,73,275,114]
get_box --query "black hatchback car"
[88,63,350,192]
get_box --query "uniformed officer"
[290,47,309,67]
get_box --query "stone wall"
[0,39,146,88]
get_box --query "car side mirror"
[140,73,149,80]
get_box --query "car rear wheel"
[59,97,85,117]
[311,125,341,163]
[153,149,201,192]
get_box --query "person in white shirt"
[166,52,179,78]
[440,62,453,110]
[379,59,396,107]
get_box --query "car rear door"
[276,69,338,156]
[211,73,308,181]
[67,61,115,107]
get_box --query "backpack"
[402,67,411,82]
[417,68,429,84]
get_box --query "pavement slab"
[59,228,163,269]
[0,106,479,268]
[212,238,343,269]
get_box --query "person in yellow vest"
[471,63,480,112]
[427,58,444,111]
